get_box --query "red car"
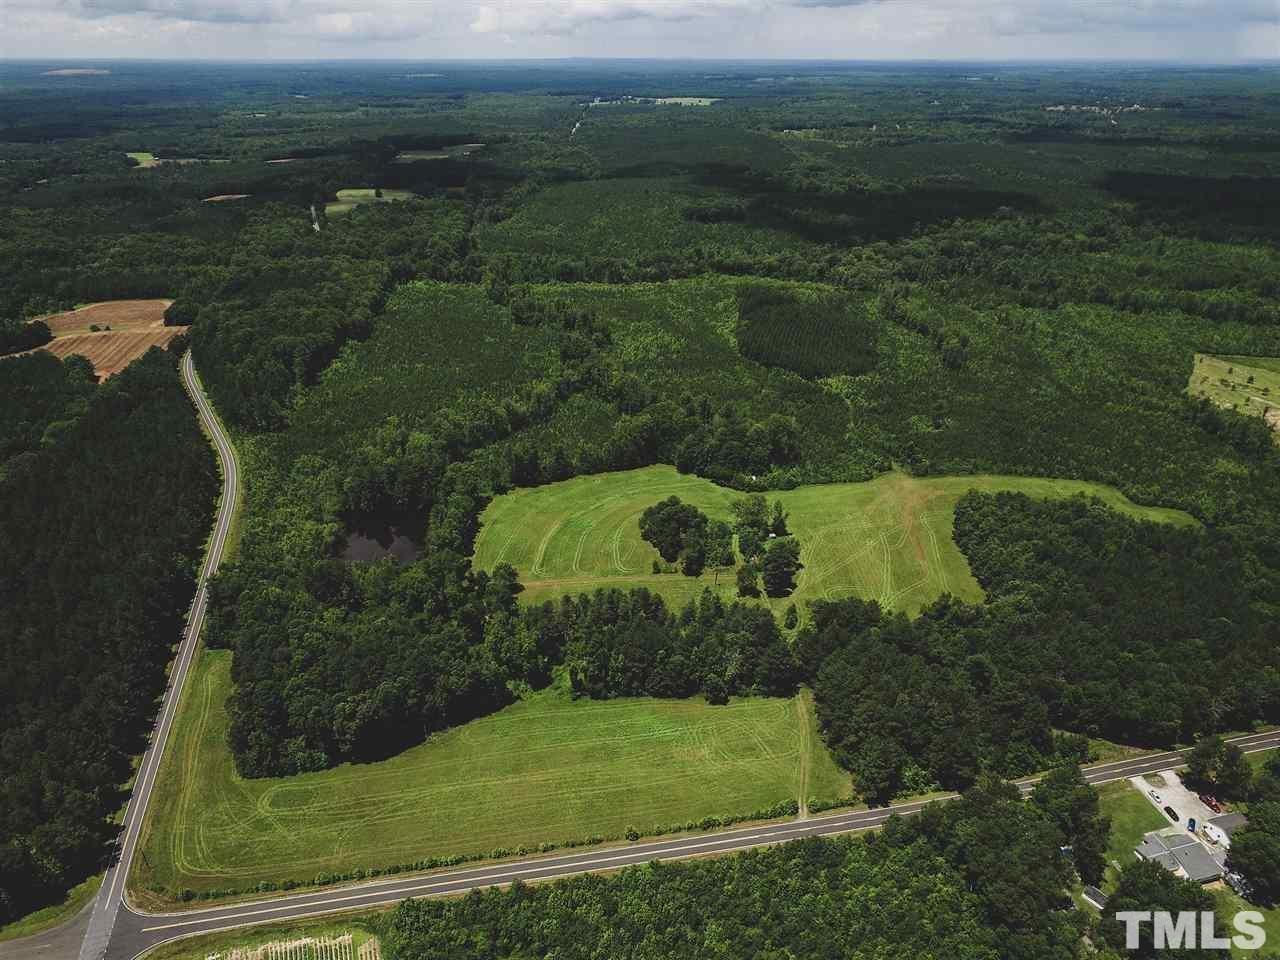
[1199,794,1223,813]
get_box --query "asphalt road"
[67,352,237,960]
[3,355,1278,959]
[101,729,1279,959]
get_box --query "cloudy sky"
[4,0,1278,61]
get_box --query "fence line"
[209,932,380,960]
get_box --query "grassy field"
[126,151,159,168]
[393,143,485,161]
[324,188,417,216]
[1098,780,1169,884]
[1189,353,1280,436]
[474,465,1195,614]
[132,650,848,900]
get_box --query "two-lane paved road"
[104,729,1280,959]
[74,351,239,960]
[4,353,1277,960]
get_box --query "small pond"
[340,523,422,565]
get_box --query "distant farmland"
[37,299,181,378]
[474,465,1196,615]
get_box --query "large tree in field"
[639,496,708,563]
[761,537,802,597]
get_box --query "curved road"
[4,355,1278,958]
[84,351,241,960]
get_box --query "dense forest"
[0,346,217,923]
[4,59,1280,931]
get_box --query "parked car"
[1164,806,1180,822]
[1187,817,1197,833]
[1148,789,1162,803]
[1199,793,1223,813]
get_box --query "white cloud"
[3,0,1276,58]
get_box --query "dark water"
[340,524,422,564]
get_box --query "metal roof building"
[1135,829,1223,884]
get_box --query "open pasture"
[324,188,416,216]
[474,465,1195,614]
[36,299,180,378]
[133,650,846,899]
[393,143,485,162]
[1189,353,1280,435]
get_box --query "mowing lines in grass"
[132,649,848,899]
[474,465,1195,616]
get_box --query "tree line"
[0,346,218,923]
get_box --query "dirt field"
[36,300,180,378]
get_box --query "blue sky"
[4,0,1277,61]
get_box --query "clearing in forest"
[474,465,1195,615]
[324,188,417,216]
[393,144,485,162]
[1189,353,1280,436]
[36,299,180,378]
[132,650,847,901]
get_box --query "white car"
[1148,789,1162,803]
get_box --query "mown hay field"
[474,465,1196,614]
[37,299,180,378]
[133,650,847,900]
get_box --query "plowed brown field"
[36,299,180,378]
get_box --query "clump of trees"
[639,496,731,576]
[0,317,52,355]
[1220,750,1280,906]
[1100,859,1222,957]
[1184,734,1254,801]
[552,588,798,705]
[673,406,802,483]
[730,494,800,597]
[1228,801,1280,905]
